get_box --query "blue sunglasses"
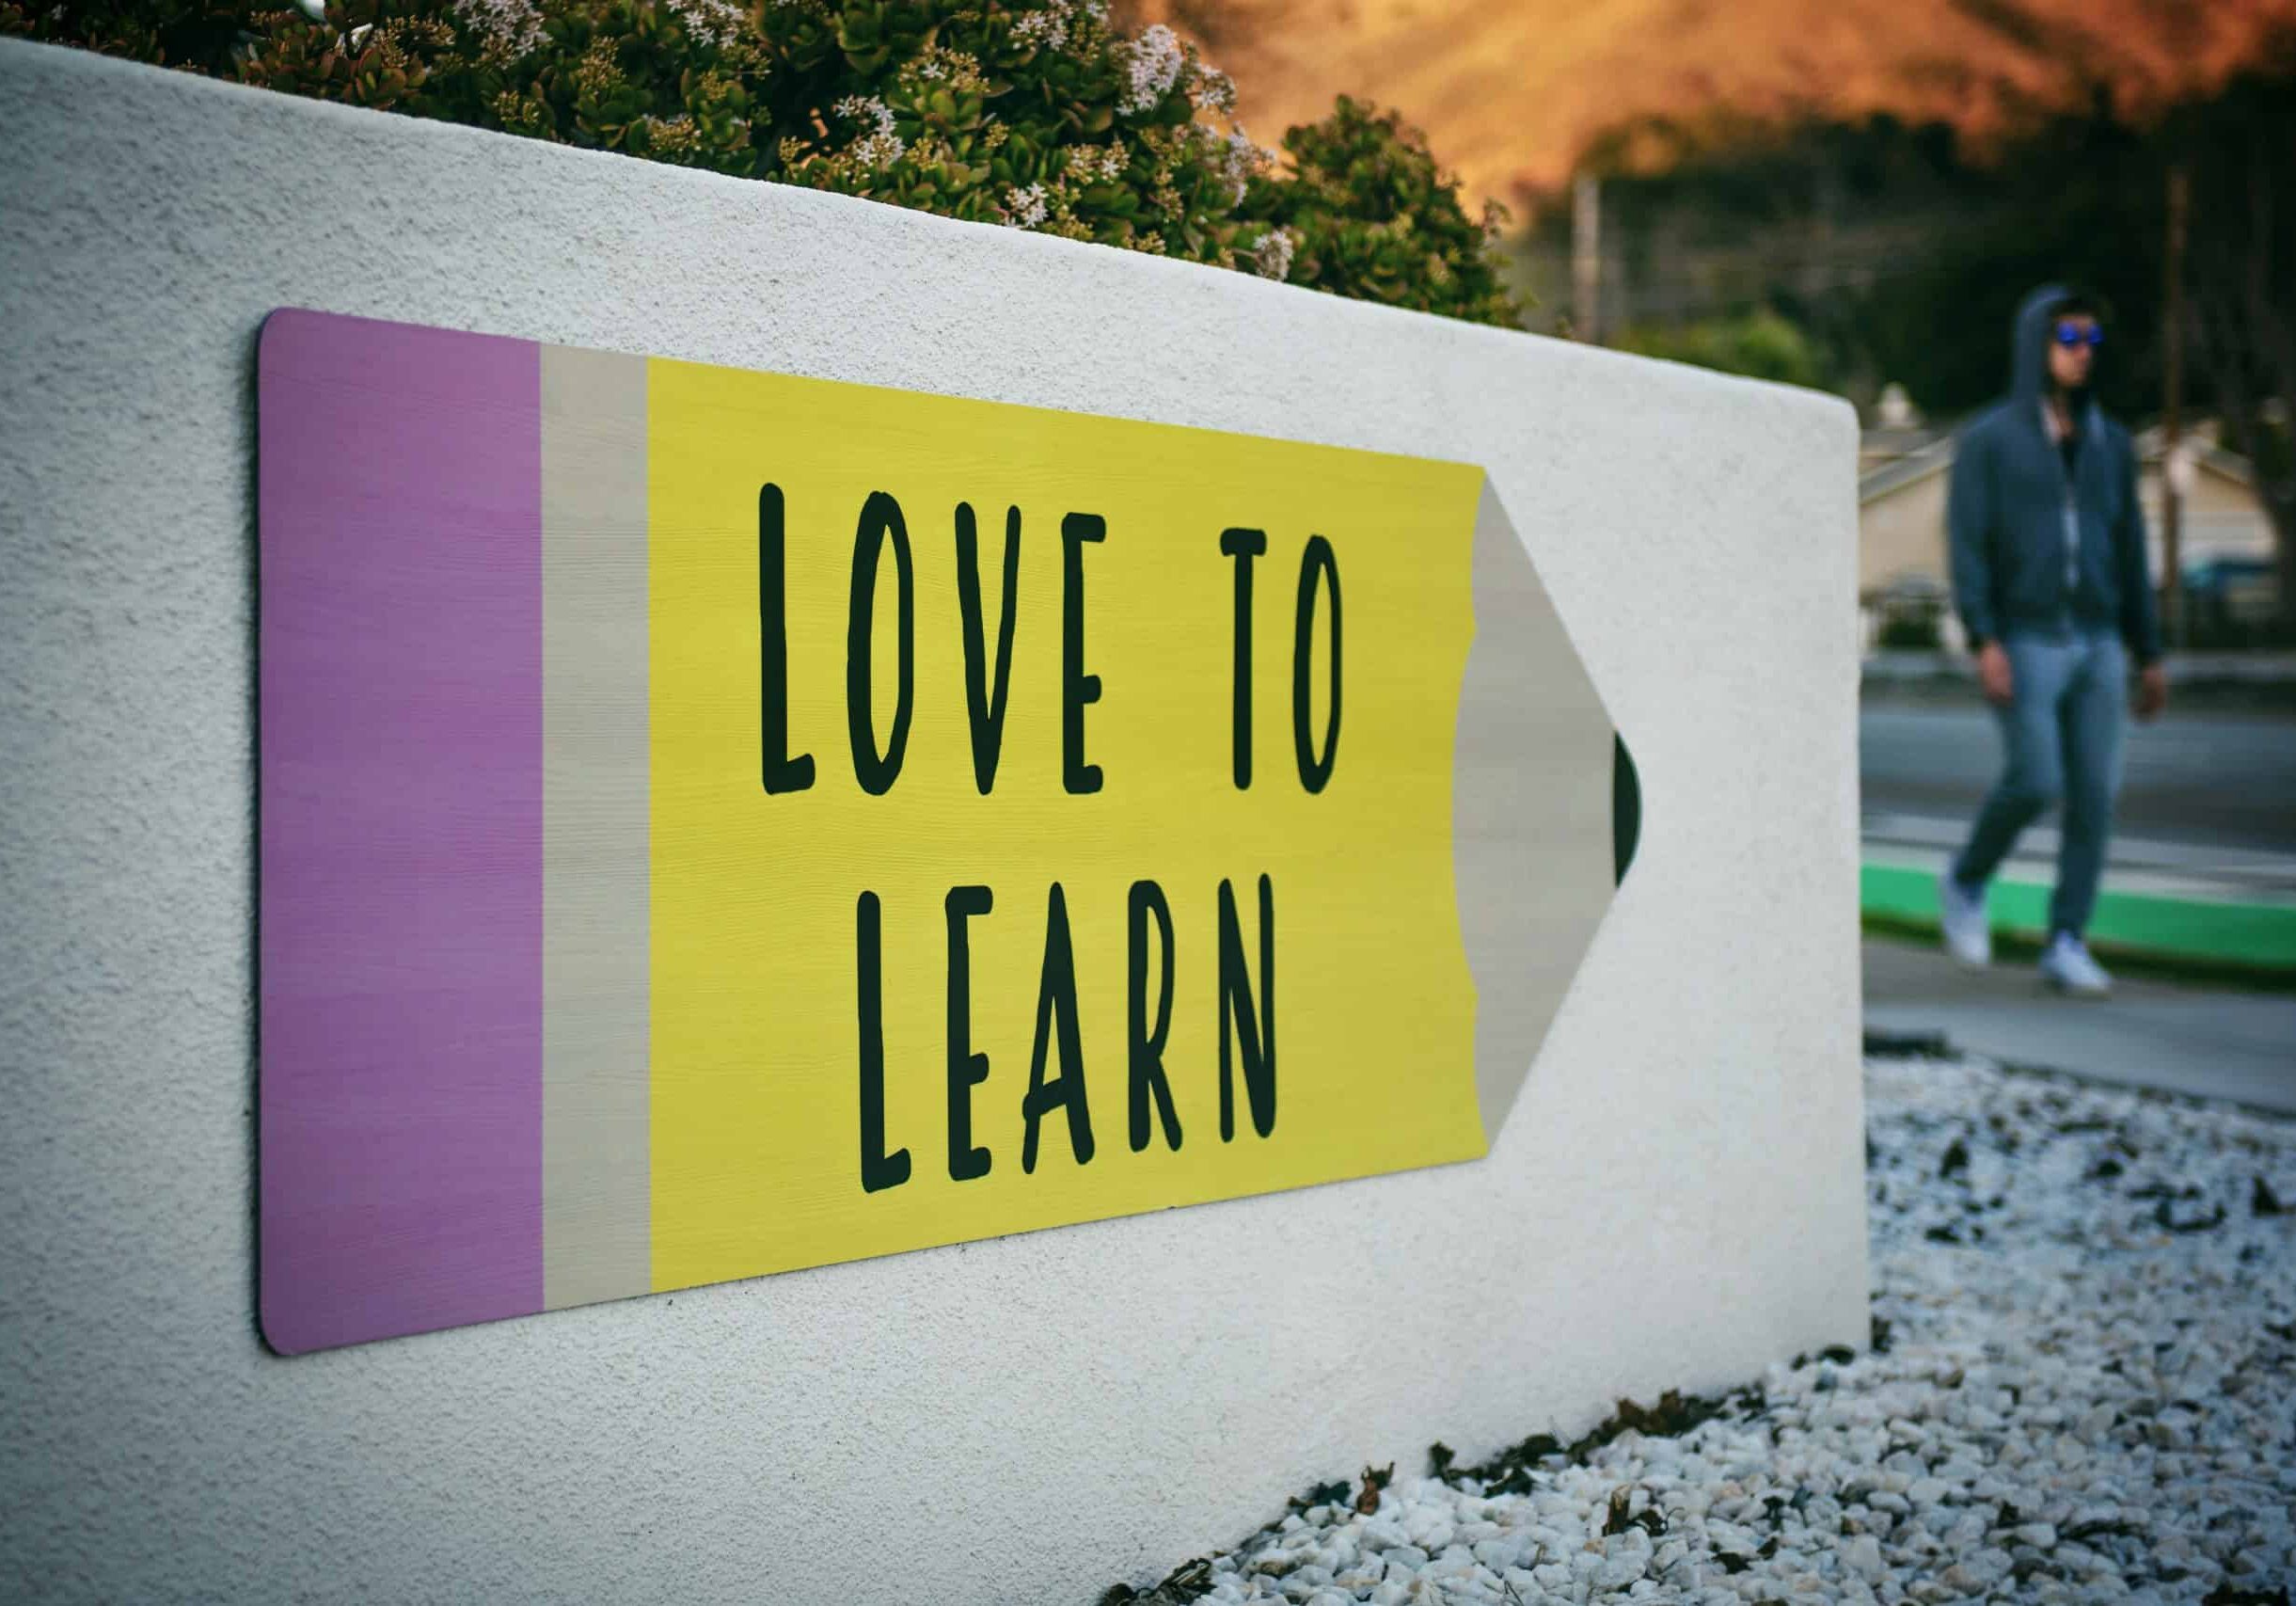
[2053,321,2104,348]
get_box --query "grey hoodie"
[1946,284,2162,663]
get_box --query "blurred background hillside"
[1128,0,2295,201]
[1132,0,2296,650]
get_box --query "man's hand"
[1975,641,2014,706]
[2135,661,2168,722]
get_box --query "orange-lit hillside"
[1135,0,2296,205]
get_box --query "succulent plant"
[6,0,1520,324]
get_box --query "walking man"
[1940,284,2169,995]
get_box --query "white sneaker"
[1939,874,1991,968]
[2040,932,2114,997]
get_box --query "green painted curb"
[1861,862,2296,973]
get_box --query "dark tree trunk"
[2180,70,2296,637]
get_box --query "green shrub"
[6,0,1519,324]
[1242,96,1521,326]
[1613,306,1824,389]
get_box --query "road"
[1861,700,2296,856]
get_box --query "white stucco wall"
[0,39,1866,1604]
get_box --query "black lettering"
[1061,513,1105,795]
[1021,882,1097,1171]
[758,484,815,794]
[1292,536,1340,793]
[944,884,993,1182]
[955,503,1021,795]
[1219,528,1267,789]
[1127,880,1182,1153]
[856,891,910,1192]
[1216,874,1276,1141]
[847,490,915,796]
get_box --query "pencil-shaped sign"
[258,308,1633,1354]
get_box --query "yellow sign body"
[648,360,1485,1290]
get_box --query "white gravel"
[1108,1053,2296,1605]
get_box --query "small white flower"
[452,0,546,56]
[1002,183,1050,229]
[668,0,745,47]
[1064,143,1126,183]
[1120,23,1183,116]
[833,95,898,141]
[850,132,905,168]
[1219,129,1269,206]
[832,95,905,167]
[1251,228,1295,282]
[1187,66,1235,115]
[1011,1,1072,50]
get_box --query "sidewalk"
[1861,814,2296,975]
[1863,933,2296,1113]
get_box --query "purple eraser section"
[259,309,544,1354]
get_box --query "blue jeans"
[1949,628,2128,938]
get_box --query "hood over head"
[2011,282,2083,405]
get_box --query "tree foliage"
[1613,307,1821,390]
[1241,96,1519,325]
[6,0,1519,322]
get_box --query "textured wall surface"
[0,39,1865,1604]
